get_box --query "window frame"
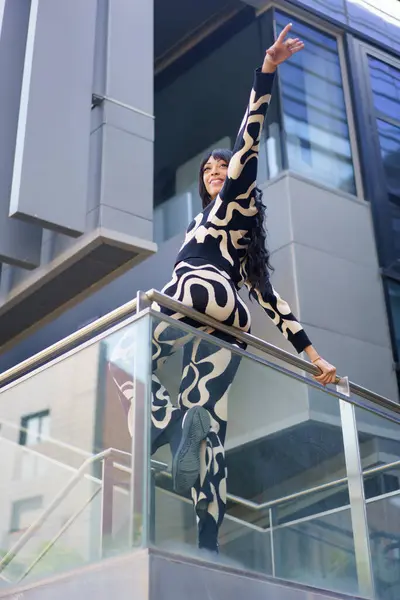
[9,496,43,533]
[346,37,400,378]
[346,37,400,268]
[270,1,365,201]
[262,2,364,199]
[19,410,50,447]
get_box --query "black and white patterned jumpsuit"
[150,68,312,549]
[113,69,312,550]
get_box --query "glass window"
[368,58,400,260]
[20,411,50,446]
[376,120,400,196]
[368,58,400,204]
[369,58,400,123]
[10,497,43,533]
[275,11,356,195]
[388,280,400,360]
[154,19,264,208]
[154,14,282,242]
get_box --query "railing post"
[100,456,114,558]
[136,290,151,313]
[129,312,152,548]
[269,507,276,578]
[339,391,375,598]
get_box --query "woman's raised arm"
[219,24,304,204]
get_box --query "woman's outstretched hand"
[312,357,337,386]
[262,23,304,73]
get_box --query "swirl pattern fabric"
[110,68,313,550]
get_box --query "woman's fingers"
[290,42,305,54]
[277,22,293,42]
[313,359,337,386]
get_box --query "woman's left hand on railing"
[305,345,337,386]
[312,357,337,386]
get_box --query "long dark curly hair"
[198,149,273,293]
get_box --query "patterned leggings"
[151,259,251,549]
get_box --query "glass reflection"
[369,58,400,123]
[291,0,400,55]
[347,2,400,55]
[275,12,356,195]
[367,496,400,600]
[388,281,400,359]
[369,57,400,264]
[376,120,400,200]
[292,0,346,20]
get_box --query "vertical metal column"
[269,507,276,578]
[129,301,152,548]
[339,385,375,598]
[100,456,114,558]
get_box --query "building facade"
[0,2,400,596]
[0,0,398,401]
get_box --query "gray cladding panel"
[0,0,42,268]
[107,0,153,113]
[9,0,97,234]
[101,125,154,223]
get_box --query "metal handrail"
[0,297,138,388]
[0,289,398,417]
[147,290,400,414]
[0,447,130,574]
[147,456,400,511]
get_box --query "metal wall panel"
[9,0,97,235]
[0,0,42,268]
[88,0,155,241]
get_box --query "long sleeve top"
[175,69,311,354]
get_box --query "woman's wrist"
[261,54,277,74]
[304,345,321,363]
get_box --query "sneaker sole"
[172,406,210,494]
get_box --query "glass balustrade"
[354,404,400,600]
[0,316,152,584]
[0,301,399,599]
[147,313,359,596]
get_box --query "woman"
[112,23,336,553]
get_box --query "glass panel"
[0,319,150,463]
[275,11,356,195]
[355,406,400,497]
[388,281,400,360]
[273,508,358,596]
[149,313,355,594]
[376,119,400,200]
[368,58,400,124]
[0,436,102,582]
[154,16,279,217]
[367,494,400,600]
[153,188,202,245]
[356,401,400,597]
[23,491,103,582]
[0,316,152,584]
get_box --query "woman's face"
[202,156,229,200]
